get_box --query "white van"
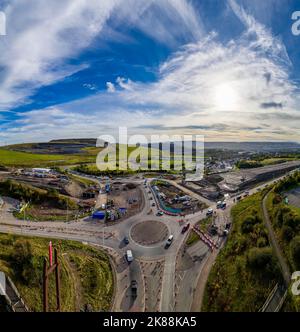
[126,250,134,262]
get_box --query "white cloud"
[0,0,299,144]
[106,82,116,93]
[0,0,121,109]
[0,0,205,111]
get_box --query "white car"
[165,235,174,248]
[126,250,134,263]
[206,208,213,216]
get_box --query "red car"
[181,223,190,234]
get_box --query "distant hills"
[2,139,300,155]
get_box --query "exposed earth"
[130,220,169,246]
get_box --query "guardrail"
[259,283,287,312]
[0,272,29,312]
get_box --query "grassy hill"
[203,192,280,312]
[0,148,98,167]
[0,234,114,312]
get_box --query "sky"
[0,0,300,144]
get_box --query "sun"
[213,83,239,111]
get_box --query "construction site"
[0,168,100,221]
[182,160,300,201]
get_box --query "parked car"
[165,235,174,249]
[156,211,164,216]
[181,223,190,234]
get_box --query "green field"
[203,193,280,312]
[0,234,114,312]
[0,149,97,167]
[236,157,298,169]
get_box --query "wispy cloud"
[0,0,299,144]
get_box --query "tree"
[241,216,258,234]
[247,247,278,277]
[290,236,300,269]
[281,225,295,242]
[11,240,38,285]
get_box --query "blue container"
[92,211,105,220]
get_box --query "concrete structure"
[219,160,300,193]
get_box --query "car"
[206,208,213,216]
[156,211,164,216]
[123,237,129,245]
[181,223,190,234]
[216,201,223,208]
[150,197,153,200]
[152,203,156,206]
[126,250,134,263]
[131,280,138,298]
[165,235,174,248]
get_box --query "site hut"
[32,168,52,177]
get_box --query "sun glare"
[214,83,239,111]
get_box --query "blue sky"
[0,0,300,144]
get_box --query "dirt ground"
[108,183,144,218]
[131,221,169,245]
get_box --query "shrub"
[247,247,277,277]
[290,236,300,270]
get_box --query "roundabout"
[130,220,169,246]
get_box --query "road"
[0,170,293,312]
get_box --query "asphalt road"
[0,171,294,312]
